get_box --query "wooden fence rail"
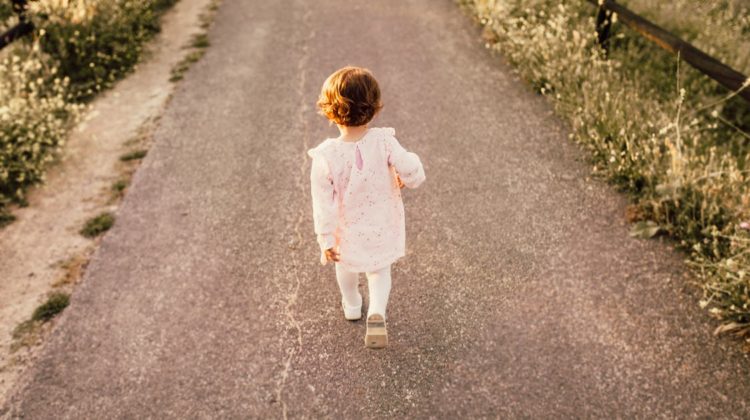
[587,0,750,103]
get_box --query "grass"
[11,319,42,352]
[170,0,220,82]
[120,150,148,162]
[31,292,70,322]
[12,292,71,352]
[12,319,39,341]
[112,179,129,195]
[112,179,129,193]
[170,50,206,82]
[80,212,115,238]
[52,252,91,288]
[191,33,210,49]
[460,0,750,342]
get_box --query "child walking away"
[308,66,425,349]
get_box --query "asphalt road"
[4,0,750,418]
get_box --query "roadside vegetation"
[169,0,219,82]
[460,0,750,344]
[80,211,115,238]
[11,292,69,351]
[0,0,179,224]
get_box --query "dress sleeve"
[309,154,338,252]
[386,136,426,189]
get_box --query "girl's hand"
[324,247,340,263]
[396,174,405,189]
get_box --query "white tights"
[335,263,392,319]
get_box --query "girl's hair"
[317,66,383,127]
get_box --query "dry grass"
[51,252,90,288]
[460,0,750,343]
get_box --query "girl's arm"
[387,137,425,189]
[310,155,338,258]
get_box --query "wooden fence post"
[595,3,612,55]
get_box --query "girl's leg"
[365,265,392,319]
[335,263,362,309]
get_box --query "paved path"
[4,0,750,418]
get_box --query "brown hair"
[317,66,383,127]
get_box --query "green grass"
[119,150,148,162]
[11,292,71,351]
[31,292,70,322]
[191,33,210,49]
[170,49,206,82]
[80,212,115,238]
[170,0,219,82]
[112,179,129,193]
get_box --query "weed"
[12,320,39,341]
[80,212,115,238]
[31,292,70,322]
[12,292,71,352]
[112,179,128,193]
[52,252,91,288]
[170,0,220,82]
[10,320,42,352]
[120,150,148,162]
[191,33,210,49]
[170,50,206,82]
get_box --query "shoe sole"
[365,314,387,349]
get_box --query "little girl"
[308,66,425,349]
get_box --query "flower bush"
[0,46,81,220]
[29,0,178,100]
[0,0,177,222]
[460,0,750,341]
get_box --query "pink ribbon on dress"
[355,145,363,170]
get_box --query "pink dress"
[308,127,426,273]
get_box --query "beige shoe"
[365,313,387,349]
[342,298,362,321]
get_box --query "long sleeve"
[310,155,338,252]
[387,137,426,189]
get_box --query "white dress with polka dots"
[308,127,425,273]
